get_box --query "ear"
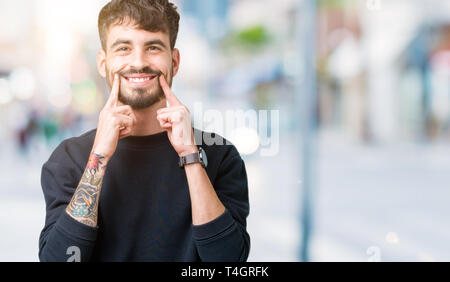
[171,48,180,77]
[96,49,107,78]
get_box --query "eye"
[148,46,160,51]
[117,47,129,52]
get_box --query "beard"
[119,81,164,110]
[106,65,173,110]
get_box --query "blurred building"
[317,0,450,144]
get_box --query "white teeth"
[129,77,152,82]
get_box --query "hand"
[156,75,198,157]
[92,73,137,159]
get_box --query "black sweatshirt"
[38,128,250,262]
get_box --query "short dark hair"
[98,0,180,51]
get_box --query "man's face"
[97,22,180,110]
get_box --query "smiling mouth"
[124,75,157,82]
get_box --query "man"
[38,0,250,262]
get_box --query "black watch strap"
[179,148,205,168]
[179,152,200,167]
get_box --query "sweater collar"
[118,130,170,149]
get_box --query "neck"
[122,99,167,136]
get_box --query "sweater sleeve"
[39,150,98,262]
[191,147,250,262]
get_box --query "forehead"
[106,23,170,48]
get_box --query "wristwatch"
[179,147,208,168]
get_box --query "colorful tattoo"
[66,152,107,227]
[87,153,105,175]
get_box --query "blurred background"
[1,0,450,262]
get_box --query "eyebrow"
[109,39,168,50]
[110,39,132,50]
[144,39,168,50]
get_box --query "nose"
[129,48,147,70]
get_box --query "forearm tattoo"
[66,152,106,227]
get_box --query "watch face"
[200,147,208,167]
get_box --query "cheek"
[106,57,127,74]
[150,55,172,74]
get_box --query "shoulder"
[45,129,97,168]
[193,128,243,169]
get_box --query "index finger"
[159,75,182,107]
[106,73,120,108]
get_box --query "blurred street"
[313,132,450,262]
